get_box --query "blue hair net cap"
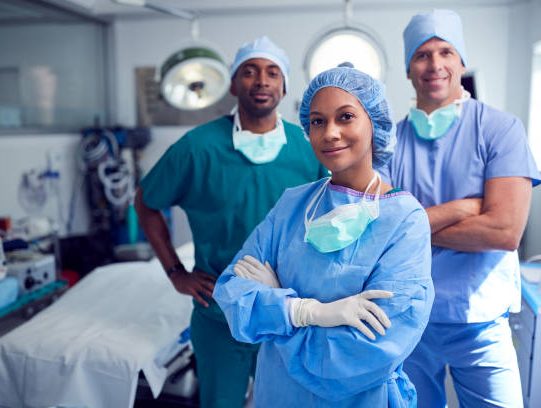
[299,66,396,169]
[403,9,468,73]
[230,36,290,91]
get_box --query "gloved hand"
[233,255,281,288]
[289,290,393,340]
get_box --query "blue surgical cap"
[299,66,396,169]
[403,9,468,73]
[230,36,290,92]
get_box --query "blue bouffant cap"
[230,36,290,91]
[403,9,468,73]
[299,64,396,169]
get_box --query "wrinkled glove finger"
[351,319,376,341]
[364,300,392,328]
[243,255,266,270]
[238,259,263,276]
[359,310,386,336]
[234,263,251,279]
[360,290,393,300]
[264,261,275,274]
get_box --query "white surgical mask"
[304,172,381,253]
[232,111,287,164]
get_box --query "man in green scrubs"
[134,36,326,408]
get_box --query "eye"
[414,52,428,61]
[242,67,256,77]
[267,69,280,78]
[441,49,454,57]
[310,118,324,127]
[340,112,355,121]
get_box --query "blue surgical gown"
[213,179,434,407]
[381,98,541,323]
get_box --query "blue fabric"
[403,9,468,72]
[0,277,18,309]
[213,180,434,406]
[141,115,326,279]
[298,66,396,169]
[404,316,522,408]
[380,98,541,323]
[230,36,290,91]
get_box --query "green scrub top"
[140,115,327,279]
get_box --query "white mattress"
[0,243,195,408]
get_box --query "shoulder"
[282,118,305,137]
[465,99,522,129]
[274,179,327,210]
[183,115,233,140]
[380,192,429,227]
[171,116,233,153]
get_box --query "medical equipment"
[160,46,230,110]
[0,243,195,408]
[5,251,55,294]
[114,0,229,111]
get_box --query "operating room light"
[160,49,230,110]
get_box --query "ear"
[230,80,238,97]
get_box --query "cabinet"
[510,277,541,408]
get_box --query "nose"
[428,54,443,71]
[323,121,341,141]
[254,71,269,88]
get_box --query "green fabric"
[190,304,258,408]
[141,115,326,278]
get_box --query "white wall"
[3,3,539,253]
[508,1,541,258]
[111,4,511,126]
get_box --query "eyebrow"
[310,104,358,115]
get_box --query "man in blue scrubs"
[381,9,541,408]
[135,36,326,408]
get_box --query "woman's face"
[309,87,373,185]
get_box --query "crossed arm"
[427,177,532,252]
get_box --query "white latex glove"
[289,290,393,340]
[233,255,281,288]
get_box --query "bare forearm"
[432,212,522,252]
[432,177,531,252]
[426,198,482,233]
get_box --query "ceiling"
[0,0,532,23]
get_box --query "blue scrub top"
[140,115,327,279]
[214,180,434,406]
[381,98,541,323]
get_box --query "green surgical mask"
[408,90,470,141]
[304,173,381,253]
[232,112,287,164]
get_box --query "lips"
[322,146,348,155]
[251,92,271,101]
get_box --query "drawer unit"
[512,273,541,408]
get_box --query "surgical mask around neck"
[232,111,287,164]
[408,89,470,141]
[304,172,381,253]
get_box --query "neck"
[237,108,277,133]
[416,89,463,115]
[331,164,376,193]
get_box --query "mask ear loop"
[304,177,331,241]
[361,171,381,219]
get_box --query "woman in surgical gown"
[213,64,434,407]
